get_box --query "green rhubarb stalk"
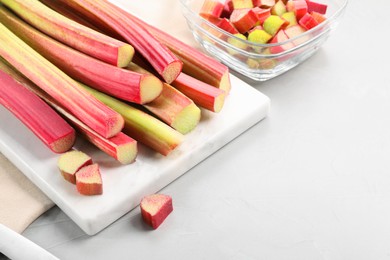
[0,0,134,67]
[127,63,201,134]
[80,84,184,156]
[0,23,124,139]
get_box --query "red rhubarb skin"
[0,24,124,139]
[0,8,146,104]
[0,69,75,153]
[2,0,131,67]
[230,8,259,34]
[122,13,232,93]
[140,194,173,229]
[173,73,225,112]
[58,0,182,84]
[144,83,193,126]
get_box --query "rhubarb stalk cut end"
[214,93,226,113]
[75,163,103,196]
[220,71,232,94]
[171,103,201,135]
[117,44,135,68]
[51,132,77,154]
[111,133,138,164]
[162,60,183,84]
[58,150,93,184]
[139,75,163,104]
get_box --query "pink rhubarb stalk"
[53,0,231,93]
[0,0,134,67]
[172,73,226,113]
[0,7,162,104]
[0,23,124,138]
[57,0,182,84]
[0,59,75,153]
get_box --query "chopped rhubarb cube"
[281,11,298,27]
[269,29,294,54]
[263,15,285,36]
[217,18,239,34]
[252,7,271,24]
[140,194,173,229]
[306,0,327,14]
[284,24,309,45]
[286,0,308,20]
[299,12,319,30]
[200,0,224,19]
[232,0,254,9]
[310,11,327,23]
[230,8,259,33]
[271,0,287,16]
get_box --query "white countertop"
[19,0,390,259]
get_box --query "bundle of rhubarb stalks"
[0,0,232,194]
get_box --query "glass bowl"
[180,0,348,81]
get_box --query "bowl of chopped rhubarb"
[180,0,347,81]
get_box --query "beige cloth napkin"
[0,153,54,233]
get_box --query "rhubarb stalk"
[127,63,201,134]
[0,59,75,153]
[0,23,124,138]
[0,7,163,104]
[81,84,184,156]
[56,0,183,84]
[0,0,134,67]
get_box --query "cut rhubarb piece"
[271,0,287,16]
[248,28,273,44]
[0,23,124,139]
[263,15,285,36]
[299,12,319,30]
[172,73,226,113]
[269,29,295,54]
[200,0,224,19]
[127,63,201,134]
[252,7,271,24]
[230,8,259,34]
[81,84,184,156]
[232,0,254,9]
[284,24,309,45]
[281,11,298,27]
[140,194,173,229]
[1,0,134,67]
[306,0,327,15]
[58,150,93,184]
[217,18,239,34]
[75,164,103,196]
[0,7,163,105]
[227,33,248,55]
[58,0,182,84]
[0,59,75,154]
[286,0,308,20]
[310,11,327,24]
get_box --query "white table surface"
[16,0,390,259]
